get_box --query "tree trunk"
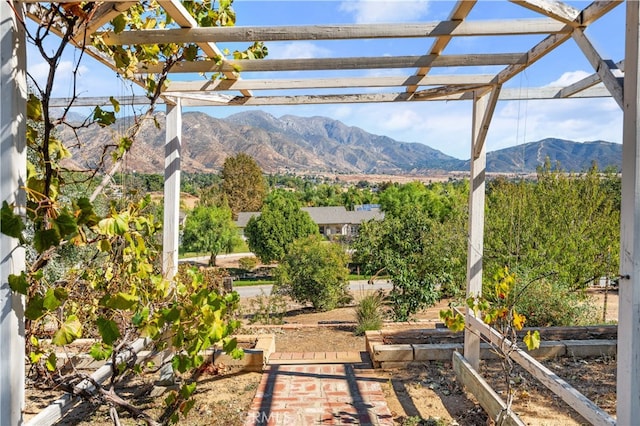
[209,252,217,266]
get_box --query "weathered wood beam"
[466,314,616,426]
[172,86,613,107]
[464,90,490,369]
[157,0,251,97]
[510,0,581,25]
[162,99,181,280]
[407,0,477,94]
[0,2,26,424]
[164,74,497,92]
[492,1,621,91]
[618,2,640,424]
[473,86,501,159]
[571,29,624,109]
[453,353,526,426]
[558,59,624,98]
[140,53,527,74]
[99,19,568,45]
[47,83,612,109]
[83,2,136,37]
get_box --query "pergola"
[0,0,637,424]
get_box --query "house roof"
[236,206,384,228]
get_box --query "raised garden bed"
[365,325,617,368]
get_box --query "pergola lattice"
[1,1,638,424]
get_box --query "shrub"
[482,268,599,327]
[248,291,288,325]
[238,256,258,272]
[274,235,352,311]
[354,291,386,335]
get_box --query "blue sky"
[28,1,625,160]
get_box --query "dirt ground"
[24,288,618,425]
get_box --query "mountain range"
[62,110,622,175]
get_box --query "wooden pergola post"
[162,99,182,281]
[464,86,500,370]
[618,1,640,423]
[0,1,27,423]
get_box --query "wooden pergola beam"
[510,0,581,25]
[99,18,569,45]
[140,53,527,74]
[164,74,498,92]
[406,0,476,94]
[572,29,624,108]
[157,0,251,97]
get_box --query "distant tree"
[181,204,240,266]
[485,163,619,290]
[221,153,267,218]
[274,235,351,311]
[244,192,318,263]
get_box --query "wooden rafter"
[99,18,569,45]
[141,53,527,74]
[164,74,498,92]
[406,0,476,95]
[572,29,624,108]
[157,0,252,97]
[510,0,581,25]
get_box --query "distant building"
[236,206,384,240]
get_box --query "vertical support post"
[162,99,182,280]
[0,1,27,423]
[618,1,640,423]
[464,92,489,370]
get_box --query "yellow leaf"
[512,310,526,330]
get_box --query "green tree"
[221,153,267,218]
[181,205,240,266]
[352,208,441,321]
[244,192,318,263]
[485,163,619,290]
[274,235,351,311]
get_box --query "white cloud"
[547,70,592,87]
[338,0,430,24]
[267,42,332,59]
[27,59,91,97]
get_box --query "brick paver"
[244,360,394,426]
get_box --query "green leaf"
[89,342,113,361]
[34,228,61,253]
[184,44,198,61]
[162,306,180,323]
[52,315,82,345]
[112,14,126,33]
[109,96,120,113]
[96,317,121,345]
[180,399,196,417]
[523,330,541,351]
[98,214,129,236]
[25,295,45,320]
[27,93,43,121]
[1,201,25,241]
[53,210,78,239]
[29,351,43,364]
[8,273,29,295]
[179,382,197,399]
[93,106,116,127]
[132,306,149,326]
[43,288,63,311]
[74,197,99,227]
[45,353,57,371]
[104,292,138,310]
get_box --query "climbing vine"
[3,1,264,423]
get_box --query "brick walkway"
[243,352,394,425]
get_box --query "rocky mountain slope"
[62,111,621,174]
